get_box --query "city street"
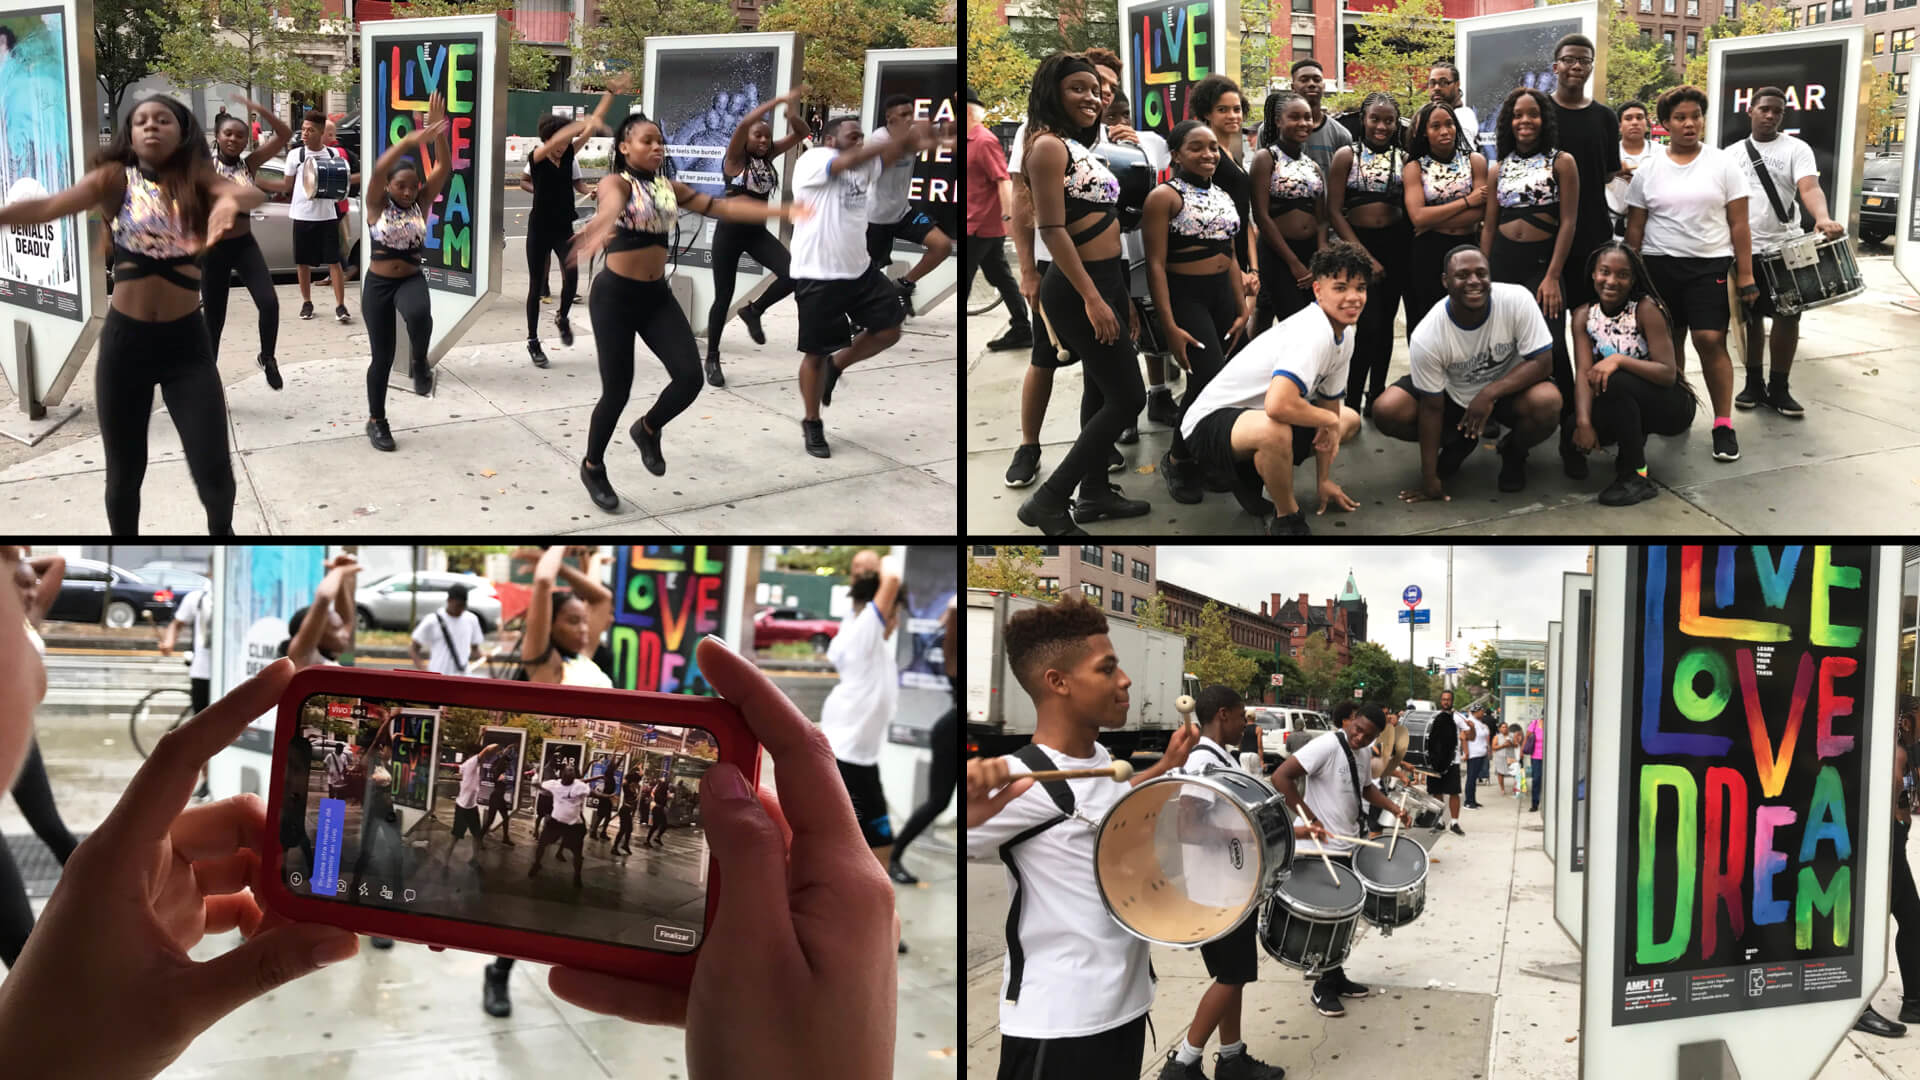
[965,248,1920,535]
[0,189,958,534]
[3,635,958,1079]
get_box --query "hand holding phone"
[0,659,361,1077]
[545,637,900,1080]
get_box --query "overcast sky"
[1155,545,1591,665]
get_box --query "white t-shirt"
[1455,715,1474,766]
[965,741,1154,1038]
[865,126,919,224]
[287,143,344,223]
[1289,729,1379,856]
[456,754,484,809]
[174,589,211,680]
[821,604,898,766]
[542,778,592,825]
[1179,302,1353,441]
[411,608,486,677]
[1453,104,1481,155]
[1408,282,1554,408]
[1735,133,1817,255]
[791,147,882,281]
[1468,716,1490,759]
[325,745,351,788]
[1625,144,1748,259]
[1607,139,1667,220]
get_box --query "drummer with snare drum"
[288,109,360,326]
[1268,702,1412,1020]
[1732,85,1845,422]
[1161,685,1326,1080]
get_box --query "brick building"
[1785,0,1913,144]
[970,545,1158,621]
[1271,591,1357,666]
[1156,580,1288,654]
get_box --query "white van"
[1246,706,1334,765]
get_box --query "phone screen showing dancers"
[278,692,717,955]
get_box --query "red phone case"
[256,665,759,988]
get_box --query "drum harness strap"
[1744,140,1810,233]
[1334,731,1370,838]
[996,742,1156,1016]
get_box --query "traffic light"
[1427,660,1438,675]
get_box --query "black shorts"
[795,266,907,356]
[1390,374,1527,430]
[539,817,587,852]
[999,1015,1148,1080]
[451,804,483,840]
[1642,254,1731,335]
[836,758,894,849]
[1199,915,1260,985]
[293,218,342,267]
[1427,762,1462,797]
[867,209,941,264]
[1189,406,1316,477]
[189,677,210,715]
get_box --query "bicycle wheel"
[130,687,196,760]
[966,238,1005,316]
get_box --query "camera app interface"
[278,693,718,954]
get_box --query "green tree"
[1187,601,1258,692]
[1337,639,1403,706]
[1006,0,1119,60]
[1865,71,1900,150]
[966,546,1055,599]
[775,546,893,575]
[1238,0,1286,109]
[579,0,738,98]
[1294,634,1340,708]
[760,0,899,110]
[96,0,172,134]
[1334,0,1453,118]
[1684,2,1793,88]
[386,0,558,91]
[439,545,514,574]
[1600,0,1680,105]
[967,0,1033,121]
[1135,589,1171,633]
[159,0,354,113]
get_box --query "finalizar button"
[653,926,698,947]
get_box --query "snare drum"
[1258,859,1364,974]
[1352,836,1430,933]
[303,154,351,201]
[1755,233,1864,316]
[1093,767,1296,947]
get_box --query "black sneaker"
[738,303,766,345]
[1017,490,1089,536]
[896,276,917,313]
[1336,974,1372,999]
[1161,450,1202,504]
[580,460,618,511]
[336,305,352,325]
[259,353,283,391]
[1108,447,1126,474]
[1437,434,1476,478]
[411,360,433,397]
[1497,444,1527,492]
[1117,423,1139,445]
[887,859,919,885]
[1215,1048,1287,1080]
[1767,380,1804,418]
[630,418,666,476]
[821,359,842,406]
[1734,374,1767,410]
[556,315,574,347]
[988,324,1033,351]
[370,936,395,949]
[801,418,831,458]
[1146,387,1179,426]
[1157,1051,1208,1080]
[528,340,550,368]
[1712,426,1740,461]
[483,962,512,1017]
[1599,472,1659,507]
[299,300,314,320]
[1450,823,1466,836]
[366,417,396,451]
[1268,510,1311,536]
[1560,430,1588,479]
[1072,484,1151,522]
[705,354,725,387]
[1005,444,1042,487]
[1311,988,1346,1017]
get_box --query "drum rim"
[1273,862,1365,918]
[1351,840,1431,891]
[1091,770,1292,947]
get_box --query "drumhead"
[1094,773,1272,946]
[301,156,317,199]
[1353,836,1429,890]
[1276,860,1364,916]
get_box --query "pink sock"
[1713,417,1733,430]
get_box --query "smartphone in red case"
[256,665,758,988]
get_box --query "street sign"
[1403,584,1422,608]
[1270,673,1284,686]
[1353,688,1363,699]
[1397,609,1431,624]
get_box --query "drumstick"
[1294,805,1341,885]
[1319,833,1386,849]
[1389,790,1406,859]
[1034,300,1072,365]
[1021,761,1135,783]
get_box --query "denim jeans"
[1529,757,1544,811]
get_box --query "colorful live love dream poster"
[609,546,729,696]
[1125,0,1217,140]
[1612,546,1873,1024]
[372,34,481,295]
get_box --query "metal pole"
[1446,545,1453,646]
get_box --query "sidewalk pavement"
[0,265,956,534]
[965,248,1920,536]
[967,773,1920,1078]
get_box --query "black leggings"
[1491,231,1572,416]
[1165,270,1237,458]
[587,271,703,464]
[964,233,1029,328]
[1037,257,1144,501]
[705,219,795,348]
[1346,219,1413,405]
[200,233,279,361]
[97,308,234,535]
[1588,369,1696,475]
[1408,229,1476,335]
[526,227,578,339]
[1893,820,1920,1001]
[362,271,431,419]
[892,707,958,861]
[1,739,81,968]
[1254,234,1319,337]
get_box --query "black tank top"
[529,148,579,233]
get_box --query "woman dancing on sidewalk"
[522,76,627,368]
[359,94,452,452]
[205,96,292,391]
[705,84,812,387]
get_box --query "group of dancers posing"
[1002,37,1846,536]
[0,80,951,532]
[968,593,1418,1080]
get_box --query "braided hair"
[1581,240,1700,407]
[1355,92,1403,151]
[612,112,678,181]
[1257,89,1307,150]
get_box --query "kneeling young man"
[1177,242,1369,536]
[1372,246,1562,498]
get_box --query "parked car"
[45,559,181,627]
[248,153,364,281]
[133,565,213,599]
[754,606,840,651]
[353,572,501,632]
[1859,153,1902,246]
[1247,706,1334,765]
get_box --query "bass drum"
[1094,140,1154,231]
[1093,766,1295,947]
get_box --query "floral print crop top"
[112,165,193,260]
[1164,175,1239,262]
[1266,145,1322,215]
[728,154,777,200]
[212,153,255,190]
[1586,300,1649,361]
[608,171,678,252]
[1344,144,1403,206]
[370,198,427,262]
[1419,152,1473,206]
[1496,148,1560,227]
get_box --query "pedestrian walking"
[1463,706,1490,807]
[1526,713,1546,811]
